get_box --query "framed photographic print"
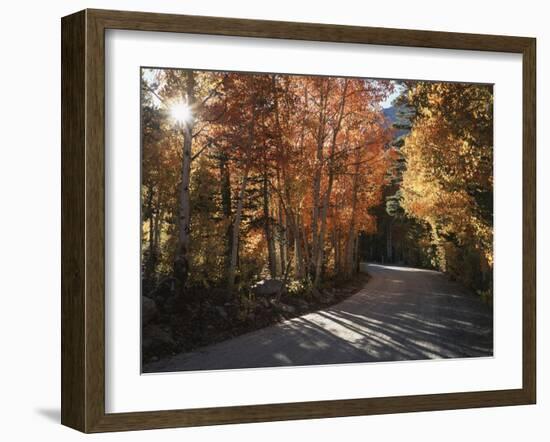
[61,9,536,433]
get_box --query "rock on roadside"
[252,279,284,297]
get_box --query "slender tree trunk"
[313,80,348,287]
[301,221,310,278]
[314,167,334,287]
[219,151,233,282]
[278,82,308,281]
[353,234,359,274]
[271,76,289,279]
[174,71,196,296]
[387,218,394,263]
[228,100,256,291]
[228,166,250,292]
[332,226,339,275]
[311,80,329,276]
[345,160,360,277]
[338,228,343,275]
[153,188,161,253]
[263,170,277,277]
[152,207,159,253]
[147,187,155,269]
[293,213,305,279]
[151,202,161,277]
[277,201,287,275]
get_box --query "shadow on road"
[145,264,493,372]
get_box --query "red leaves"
[142,69,396,285]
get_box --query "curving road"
[144,264,493,373]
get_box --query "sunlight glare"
[170,101,192,125]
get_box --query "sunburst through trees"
[140,68,493,368]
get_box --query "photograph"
[140,67,494,373]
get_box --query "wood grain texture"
[61,10,86,432]
[522,38,537,403]
[60,8,537,433]
[90,8,532,53]
[85,10,107,433]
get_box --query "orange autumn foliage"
[141,69,395,290]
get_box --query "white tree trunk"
[263,171,277,277]
[174,71,195,295]
[345,160,360,277]
[310,81,329,276]
[227,99,256,291]
[313,80,348,287]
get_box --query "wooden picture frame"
[61,8,536,433]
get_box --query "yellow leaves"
[401,82,493,278]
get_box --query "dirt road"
[144,264,493,373]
